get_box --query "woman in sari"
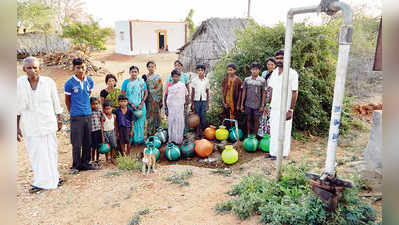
[145,61,163,136]
[164,69,188,145]
[123,66,148,144]
[257,57,276,137]
[100,74,122,108]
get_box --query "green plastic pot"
[243,134,258,152]
[229,128,243,142]
[221,145,238,164]
[165,143,181,161]
[99,143,111,154]
[133,109,144,118]
[180,139,195,158]
[259,134,270,152]
[146,136,162,149]
[145,142,160,161]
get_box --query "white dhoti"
[269,109,292,157]
[24,133,59,189]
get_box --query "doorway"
[159,32,165,50]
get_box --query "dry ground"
[16,42,382,224]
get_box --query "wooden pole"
[247,0,251,18]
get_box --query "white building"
[115,20,187,55]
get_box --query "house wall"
[131,21,186,55]
[115,21,132,55]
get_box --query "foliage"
[17,0,55,33]
[210,168,232,177]
[62,19,113,50]
[184,9,195,40]
[116,155,142,171]
[164,169,193,186]
[209,21,354,136]
[128,208,150,225]
[215,164,376,224]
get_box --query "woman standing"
[123,65,148,144]
[100,74,122,108]
[145,61,163,136]
[164,69,188,145]
[257,57,276,137]
[221,64,242,120]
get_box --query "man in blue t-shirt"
[65,58,96,172]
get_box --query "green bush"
[215,164,377,224]
[116,155,142,171]
[209,21,353,136]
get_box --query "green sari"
[146,73,163,135]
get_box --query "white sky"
[83,0,381,28]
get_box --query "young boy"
[101,101,118,164]
[90,97,102,164]
[240,62,266,136]
[115,94,136,156]
[191,64,210,137]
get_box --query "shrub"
[215,164,377,224]
[164,169,193,186]
[116,155,142,171]
[209,21,353,136]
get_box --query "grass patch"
[351,119,370,132]
[210,168,232,177]
[117,154,142,171]
[215,164,377,224]
[103,171,123,177]
[164,169,193,186]
[128,208,150,225]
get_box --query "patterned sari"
[146,73,163,135]
[105,88,122,108]
[126,78,147,144]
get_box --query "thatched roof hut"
[178,18,248,72]
[17,33,72,57]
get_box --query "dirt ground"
[16,42,382,224]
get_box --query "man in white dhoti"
[267,49,298,160]
[17,57,64,193]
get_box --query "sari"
[105,88,122,108]
[126,78,147,144]
[146,73,163,135]
[167,82,187,144]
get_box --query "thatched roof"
[178,18,248,72]
[17,33,72,56]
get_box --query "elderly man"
[17,56,64,193]
[266,49,299,160]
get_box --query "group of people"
[17,48,298,193]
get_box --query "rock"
[363,110,382,174]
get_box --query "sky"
[83,0,381,28]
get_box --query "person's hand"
[130,130,133,137]
[258,106,264,113]
[263,106,270,116]
[131,104,137,110]
[191,104,195,112]
[207,103,209,111]
[57,121,62,132]
[102,137,105,143]
[286,110,293,120]
[240,105,244,113]
[138,103,143,110]
[17,127,23,142]
[223,103,228,109]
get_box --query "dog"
[142,147,157,175]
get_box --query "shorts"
[104,130,117,148]
[91,130,102,149]
[245,106,262,117]
[118,126,131,145]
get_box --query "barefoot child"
[90,97,102,164]
[115,94,136,156]
[164,69,189,145]
[191,64,209,137]
[240,62,266,136]
[222,64,242,120]
[101,101,117,163]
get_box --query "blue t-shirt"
[64,75,94,116]
[115,107,136,128]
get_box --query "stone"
[363,110,382,174]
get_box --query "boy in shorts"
[115,94,136,156]
[101,101,117,164]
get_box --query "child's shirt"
[191,77,210,101]
[103,113,115,132]
[91,109,102,132]
[115,107,136,128]
[242,75,266,109]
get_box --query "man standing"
[267,49,298,160]
[64,58,96,172]
[17,57,63,193]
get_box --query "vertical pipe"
[275,14,294,181]
[247,0,251,18]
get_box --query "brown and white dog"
[142,147,157,175]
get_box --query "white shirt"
[17,76,63,137]
[269,67,298,111]
[191,77,210,101]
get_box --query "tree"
[185,9,195,40]
[17,0,55,33]
[39,0,89,26]
[62,19,113,51]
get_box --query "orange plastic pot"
[204,125,216,140]
[194,139,213,158]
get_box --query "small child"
[115,94,136,156]
[191,64,209,137]
[101,101,118,164]
[240,62,266,136]
[90,97,102,164]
